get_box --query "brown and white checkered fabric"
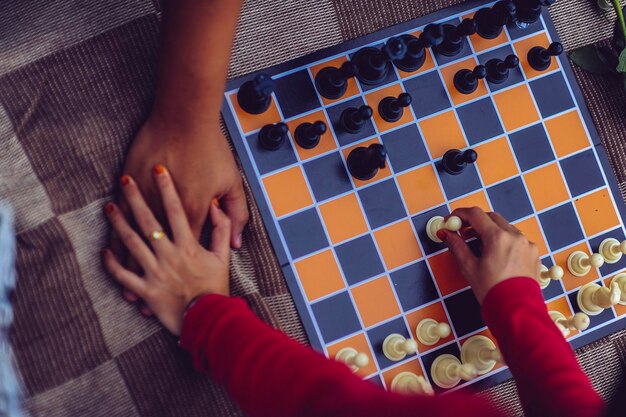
[0,1,624,416]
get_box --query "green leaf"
[570,46,614,74]
[618,47,626,73]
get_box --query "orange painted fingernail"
[105,202,115,214]
[153,164,166,175]
[120,175,131,186]
[212,197,220,208]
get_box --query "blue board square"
[246,132,298,175]
[381,124,430,173]
[568,285,615,330]
[508,123,555,171]
[530,72,575,118]
[487,177,533,222]
[420,343,465,394]
[311,291,361,343]
[390,261,438,312]
[560,149,604,198]
[437,161,482,200]
[589,228,626,277]
[444,288,484,337]
[366,317,414,370]
[279,208,329,259]
[303,152,352,202]
[457,98,504,145]
[538,203,585,251]
[274,70,321,119]
[335,235,385,285]
[358,179,407,229]
[403,71,451,119]
[326,97,377,146]
[412,205,450,256]
[507,18,544,40]
[477,45,525,92]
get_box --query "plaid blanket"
[0,1,624,416]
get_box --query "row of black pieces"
[258,121,326,151]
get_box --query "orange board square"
[513,32,561,80]
[229,92,282,134]
[440,57,488,106]
[574,188,620,237]
[381,358,426,389]
[397,165,445,215]
[428,250,469,296]
[513,216,549,256]
[319,193,368,245]
[493,84,540,132]
[365,83,415,133]
[262,166,313,217]
[546,296,579,338]
[294,249,345,302]
[286,110,336,161]
[475,137,519,186]
[342,138,392,187]
[554,241,598,292]
[419,110,467,159]
[351,276,401,327]
[405,302,453,353]
[310,56,360,106]
[603,273,626,317]
[326,332,378,378]
[449,190,491,213]
[524,163,570,211]
[374,220,423,270]
[397,31,436,78]
[545,110,592,158]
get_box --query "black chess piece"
[434,18,477,57]
[513,0,555,27]
[441,149,478,175]
[528,42,563,71]
[378,93,412,123]
[352,36,407,85]
[237,73,275,114]
[453,65,487,94]
[258,122,288,151]
[485,54,519,84]
[295,121,327,149]
[393,24,445,72]
[474,0,517,39]
[347,143,387,181]
[315,61,358,99]
[340,105,373,134]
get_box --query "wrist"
[146,107,220,145]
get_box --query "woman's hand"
[103,165,231,335]
[439,207,541,303]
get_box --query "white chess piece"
[431,354,478,389]
[383,334,418,361]
[416,319,451,346]
[426,215,463,243]
[567,251,604,277]
[460,335,503,375]
[335,347,369,372]
[610,273,626,305]
[390,372,434,396]
[549,311,590,337]
[577,282,621,315]
[599,238,626,264]
[538,265,564,289]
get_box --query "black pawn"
[514,0,555,26]
[353,36,407,85]
[485,54,519,84]
[393,24,445,72]
[295,121,326,149]
[340,105,373,134]
[237,73,275,114]
[474,1,516,40]
[442,149,478,175]
[315,61,357,99]
[347,144,387,181]
[258,123,288,151]
[454,65,487,94]
[434,18,477,57]
[378,93,412,123]
[528,42,563,71]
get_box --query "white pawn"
[390,372,434,396]
[416,318,451,346]
[335,347,370,372]
[549,311,590,337]
[599,238,626,264]
[460,335,503,375]
[567,251,604,277]
[426,215,463,243]
[383,334,418,361]
[577,282,621,316]
[610,273,626,305]
[538,265,564,289]
[431,354,478,389]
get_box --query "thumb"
[220,183,249,249]
[440,230,477,272]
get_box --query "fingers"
[487,212,520,235]
[220,181,249,249]
[103,249,148,298]
[440,230,478,273]
[209,202,232,263]
[152,165,194,244]
[451,207,500,239]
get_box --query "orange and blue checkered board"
[221,0,626,393]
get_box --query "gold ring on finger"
[148,230,165,241]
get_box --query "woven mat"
[0,1,624,416]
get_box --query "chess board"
[221,0,626,393]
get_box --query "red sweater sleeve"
[179,295,501,417]
[482,277,605,417]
